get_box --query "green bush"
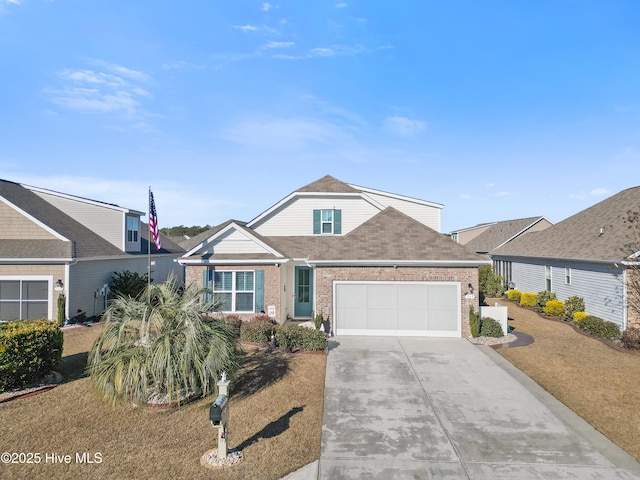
[479,265,505,303]
[109,270,149,299]
[562,296,585,322]
[507,289,522,302]
[314,313,323,330]
[535,291,556,312]
[240,320,274,344]
[275,324,327,352]
[219,315,242,339]
[621,325,640,350]
[0,319,63,392]
[519,292,537,307]
[479,317,504,338]
[578,316,621,339]
[543,299,565,317]
[469,307,480,338]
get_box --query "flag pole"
[147,186,151,294]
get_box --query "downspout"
[623,268,628,331]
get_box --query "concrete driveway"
[319,337,640,479]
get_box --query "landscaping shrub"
[621,325,640,350]
[543,299,565,317]
[220,315,242,339]
[314,312,323,330]
[251,313,274,323]
[240,320,274,344]
[519,292,537,308]
[562,296,585,322]
[479,265,505,304]
[0,319,63,392]
[275,324,327,352]
[507,289,522,302]
[479,317,504,338]
[109,270,149,299]
[535,291,556,312]
[578,315,621,339]
[573,311,589,324]
[469,307,480,338]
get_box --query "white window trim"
[214,271,256,313]
[321,209,334,234]
[0,275,53,321]
[565,267,571,285]
[545,266,552,291]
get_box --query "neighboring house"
[492,186,640,330]
[0,179,184,323]
[179,175,489,337]
[450,216,553,255]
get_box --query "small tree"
[109,270,149,299]
[57,293,66,327]
[479,265,505,304]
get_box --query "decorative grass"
[491,298,640,462]
[0,323,326,479]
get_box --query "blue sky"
[1,1,639,234]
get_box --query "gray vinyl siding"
[33,190,127,250]
[499,256,626,329]
[69,256,184,318]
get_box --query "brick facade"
[185,264,282,322]
[314,266,479,337]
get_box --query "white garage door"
[334,281,460,337]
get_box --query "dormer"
[24,185,144,253]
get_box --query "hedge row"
[0,319,63,392]
[230,316,327,352]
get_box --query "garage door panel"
[335,282,460,337]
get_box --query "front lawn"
[0,324,326,480]
[493,299,640,462]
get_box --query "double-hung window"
[214,271,255,313]
[313,209,342,235]
[0,278,49,321]
[545,266,552,291]
[126,216,139,243]
[565,267,571,285]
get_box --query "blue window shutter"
[203,269,213,303]
[313,210,321,234]
[255,270,264,313]
[334,209,342,234]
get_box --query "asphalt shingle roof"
[464,216,548,254]
[495,186,640,261]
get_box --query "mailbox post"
[209,372,230,459]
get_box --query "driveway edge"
[476,344,640,472]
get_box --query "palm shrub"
[88,274,238,407]
[561,296,585,322]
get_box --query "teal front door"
[294,266,313,317]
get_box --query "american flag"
[149,191,161,251]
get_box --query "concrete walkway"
[314,336,640,479]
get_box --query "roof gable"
[297,174,360,193]
[495,186,640,262]
[465,216,551,254]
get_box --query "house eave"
[492,254,620,266]
[0,257,74,264]
[178,258,289,266]
[307,259,491,267]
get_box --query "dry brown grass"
[492,299,640,461]
[0,324,326,480]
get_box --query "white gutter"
[307,259,491,267]
[178,258,289,266]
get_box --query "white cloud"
[233,24,259,32]
[335,2,348,8]
[486,182,496,188]
[261,3,276,11]
[383,116,427,137]
[261,41,294,49]
[494,191,512,198]
[45,62,155,128]
[590,188,610,196]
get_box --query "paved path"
[317,336,640,479]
